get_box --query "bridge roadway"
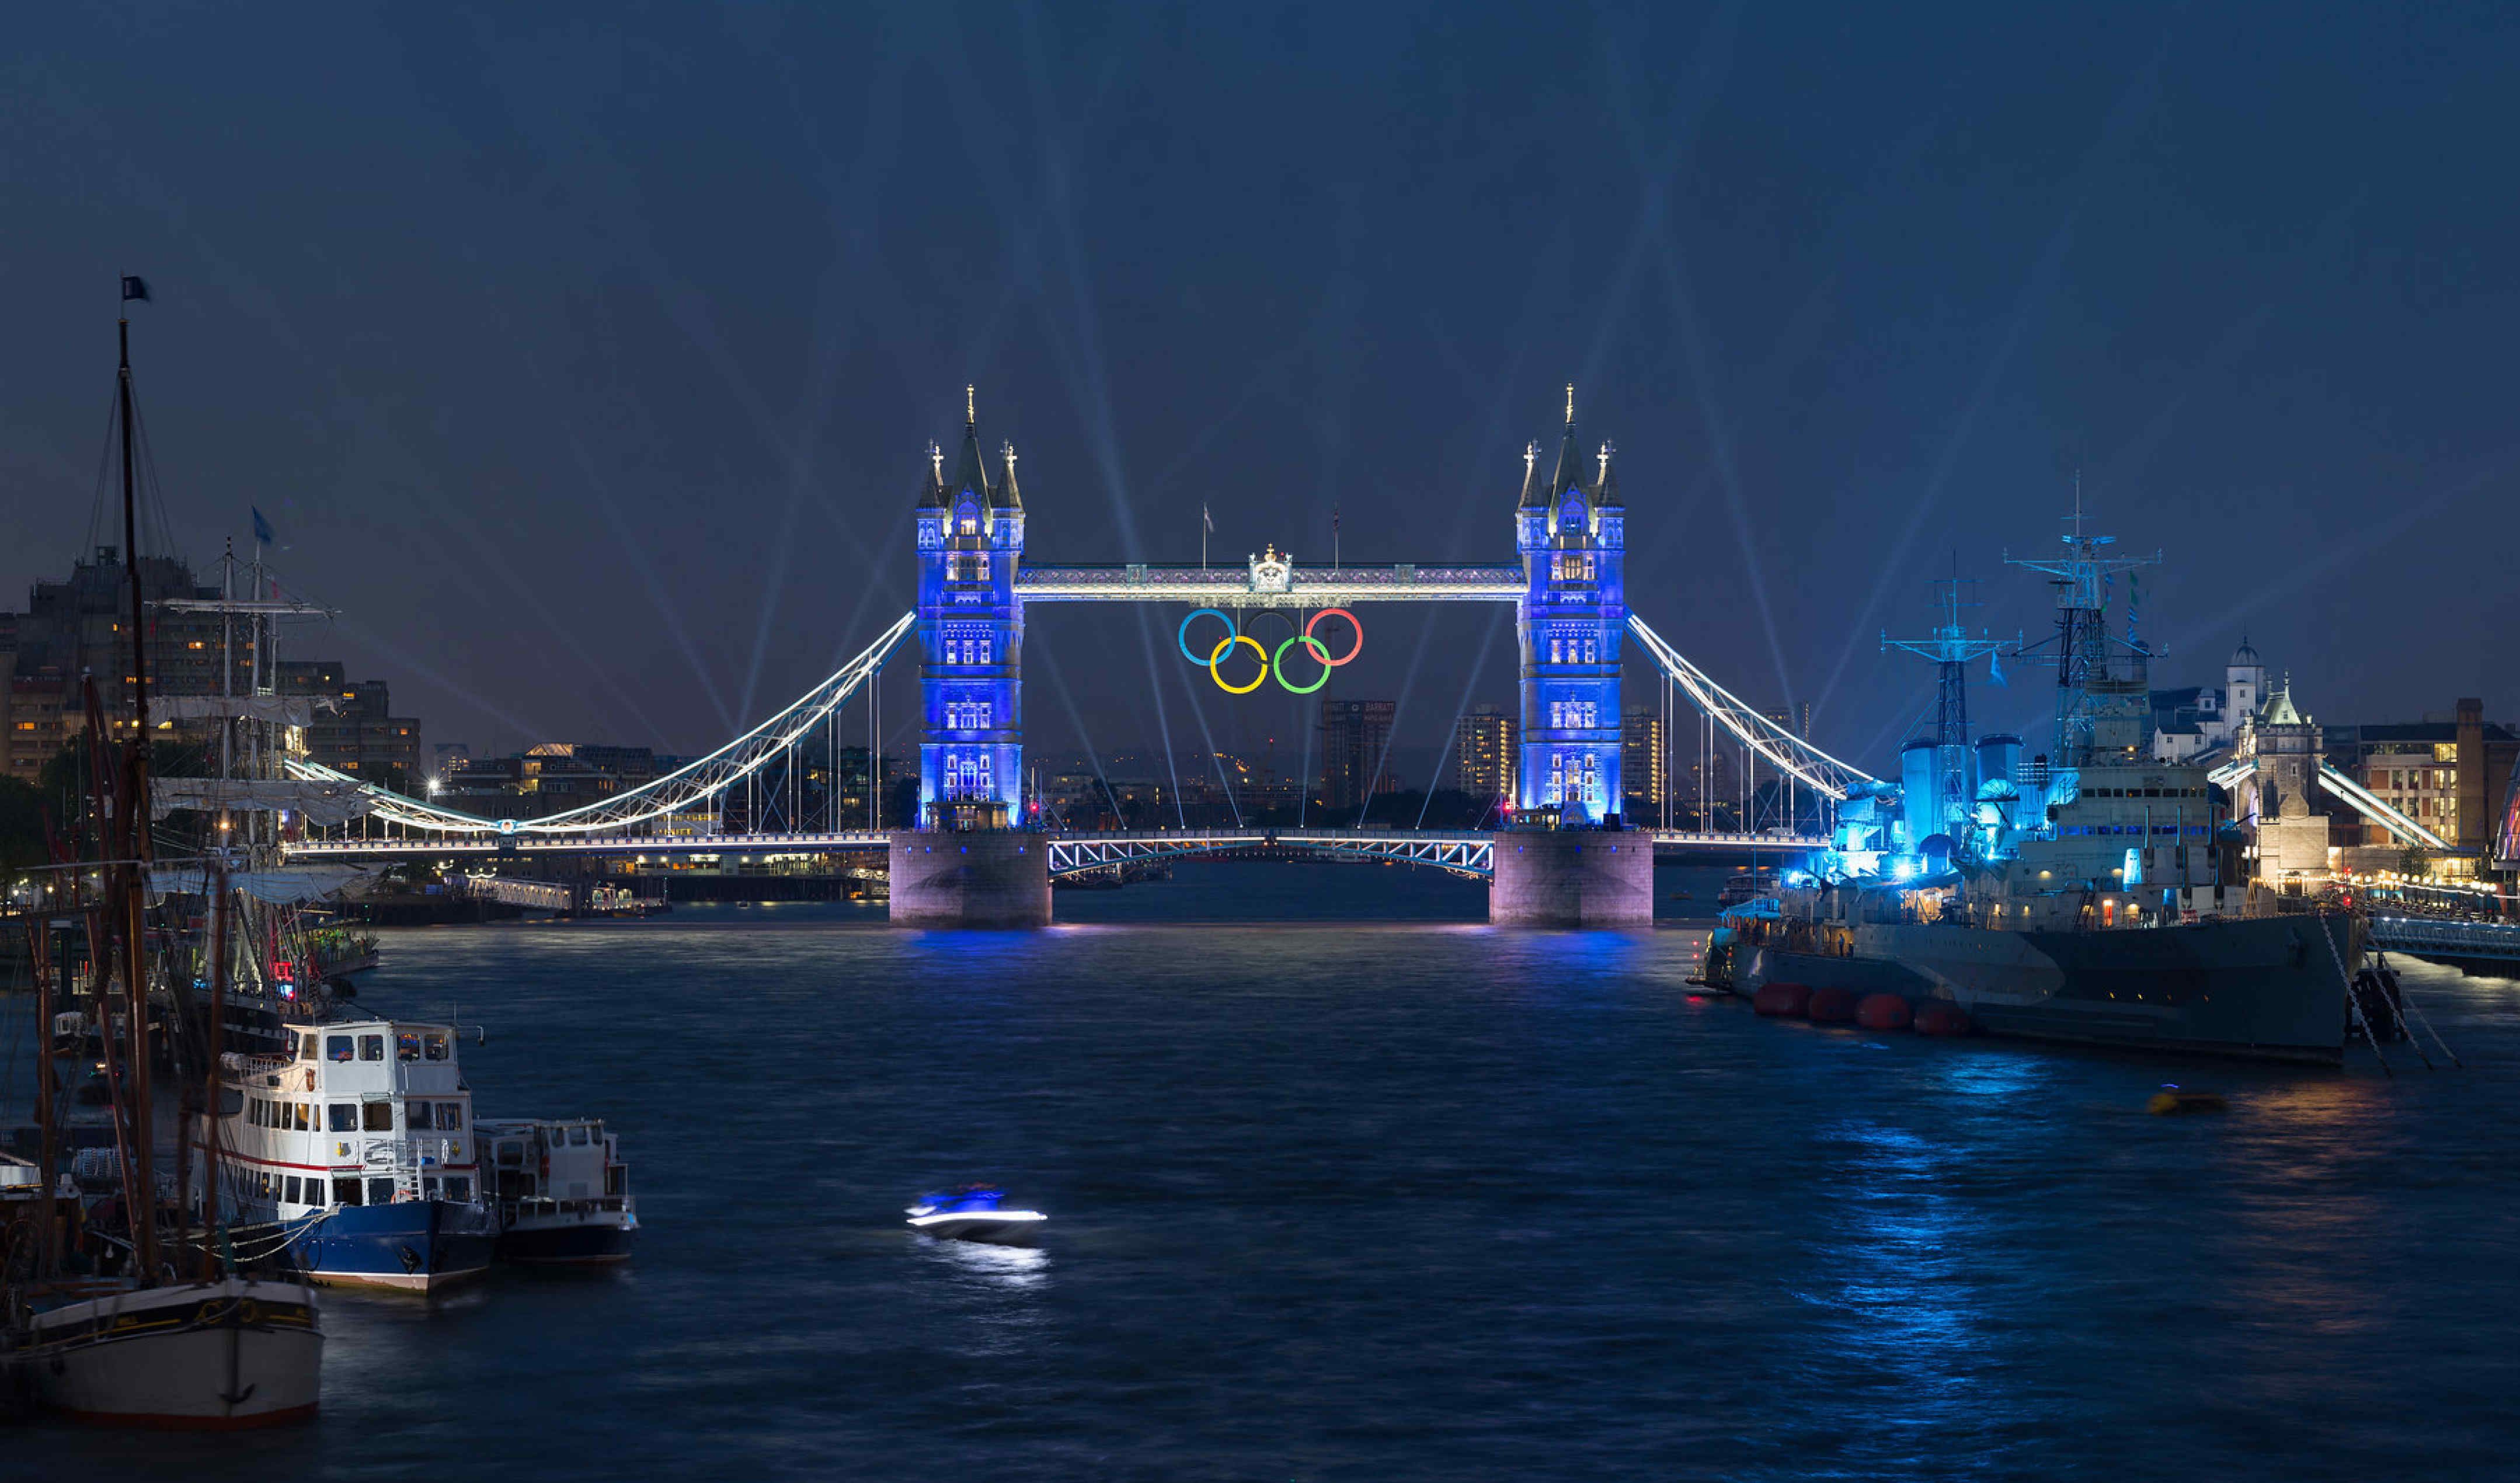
[282,827,1826,878]
[2369,914,2520,968]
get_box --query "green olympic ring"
[1272,634,1335,694]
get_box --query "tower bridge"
[281,386,1874,925]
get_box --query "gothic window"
[1582,636,1598,663]
[979,636,992,664]
[1549,635,1562,663]
[958,498,979,536]
[977,754,994,792]
[1582,753,1599,803]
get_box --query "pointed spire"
[1517,438,1547,510]
[998,439,1023,510]
[951,384,993,510]
[1594,439,1622,508]
[1544,383,1589,501]
[917,438,949,507]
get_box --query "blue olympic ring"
[1177,608,1237,664]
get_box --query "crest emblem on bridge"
[1248,545,1293,593]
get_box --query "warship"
[1701,507,2361,1064]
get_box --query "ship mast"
[113,292,163,1282]
[2004,486,2159,771]
[1882,569,2011,841]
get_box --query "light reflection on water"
[9,865,2517,1481]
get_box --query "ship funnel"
[1900,740,1939,851]
[1976,733,2021,788]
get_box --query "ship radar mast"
[1881,568,2014,843]
[2004,485,2160,770]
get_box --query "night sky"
[6,2,2515,783]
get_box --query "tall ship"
[1703,505,2361,1064]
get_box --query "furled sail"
[149,777,375,825]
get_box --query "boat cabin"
[196,1016,480,1222]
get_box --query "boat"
[1701,510,2360,1065]
[905,1187,1047,1244]
[192,1017,498,1293]
[478,1118,639,1265]
[19,1276,325,1429]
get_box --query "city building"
[277,663,423,792]
[1451,704,1517,805]
[1621,705,1668,819]
[1318,699,1398,810]
[2326,698,2519,858]
[2151,639,2269,763]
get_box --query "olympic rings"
[1181,606,1366,692]
[1207,634,1269,694]
[1303,607,1364,666]
[1272,634,1334,694]
[1178,608,1236,664]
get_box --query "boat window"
[569,1125,591,1146]
[438,1102,464,1129]
[284,1176,302,1203]
[407,1101,434,1130]
[248,1099,262,1127]
[396,1032,420,1062]
[327,1035,354,1062]
[424,1032,449,1061]
[423,1176,440,1198]
[333,1176,363,1207]
[300,1035,318,1060]
[220,1088,243,1117]
[367,1176,395,1206]
[329,1103,357,1132]
[296,1103,314,1131]
[363,1102,393,1132]
[443,1176,471,1203]
[360,1035,384,1061]
[496,1141,523,1167]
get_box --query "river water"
[18,861,2520,1480]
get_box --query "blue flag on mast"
[120,276,149,302]
[252,507,276,546]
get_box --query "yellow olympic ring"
[1207,634,1268,694]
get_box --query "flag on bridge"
[120,275,149,302]
[1203,503,1214,534]
[1989,649,2007,687]
[252,506,276,546]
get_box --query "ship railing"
[220,1051,297,1080]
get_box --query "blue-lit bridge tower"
[1516,387,1627,824]
[913,387,1027,829]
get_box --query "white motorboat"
[905,1187,1047,1244]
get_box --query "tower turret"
[1514,385,1627,824]
[913,385,1026,829]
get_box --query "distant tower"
[2225,636,2264,723]
[913,386,1026,828]
[1514,385,1626,824]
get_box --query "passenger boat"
[906,1187,1047,1244]
[478,1118,639,1265]
[193,1018,497,1293]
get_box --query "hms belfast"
[1703,507,2360,1064]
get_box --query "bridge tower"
[1492,387,1652,925]
[1514,385,1626,826]
[913,386,1027,828]
[896,386,1049,926]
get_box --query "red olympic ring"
[1303,607,1364,666]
